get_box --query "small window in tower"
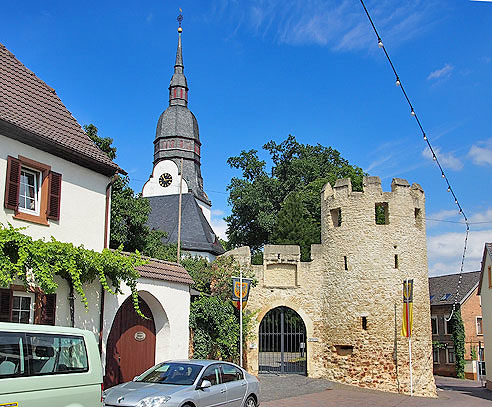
[330,208,342,227]
[344,256,348,271]
[361,317,368,330]
[415,208,422,228]
[185,90,188,100]
[173,88,177,97]
[394,254,399,269]
[375,202,389,225]
[180,88,183,98]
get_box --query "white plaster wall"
[101,278,190,370]
[481,254,492,382]
[0,134,110,251]
[53,277,102,339]
[197,201,211,224]
[142,160,189,197]
[186,250,215,262]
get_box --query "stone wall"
[224,176,437,397]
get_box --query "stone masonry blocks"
[224,176,436,397]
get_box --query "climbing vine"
[0,224,147,315]
[451,309,465,379]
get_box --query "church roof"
[147,193,225,256]
[0,42,122,176]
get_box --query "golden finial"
[177,8,183,33]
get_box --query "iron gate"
[258,306,307,375]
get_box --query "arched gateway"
[258,306,307,375]
[104,296,156,388]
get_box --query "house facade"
[0,42,192,388]
[429,271,482,379]
[478,243,492,389]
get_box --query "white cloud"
[427,229,492,276]
[470,208,492,225]
[427,64,454,80]
[422,146,463,171]
[215,0,437,51]
[210,214,228,240]
[468,138,492,166]
[211,209,225,216]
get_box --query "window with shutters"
[0,288,56,325]
[4,156,62,225]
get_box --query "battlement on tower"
[321,176,425,235]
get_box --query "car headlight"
[136,396,171,407]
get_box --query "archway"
[258,306,307,375]
[104,296,156,389]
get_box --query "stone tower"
[143,23,211,221]
[318,176,435,396]
[225,176,436,397]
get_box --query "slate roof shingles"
[428,271,481,306]
[0,42,121,175]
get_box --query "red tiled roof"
[0,42,121,175]
[136,256,194,285]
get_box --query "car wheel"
[244,395,257,407]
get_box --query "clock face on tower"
[159,173,173,188]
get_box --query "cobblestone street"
[260,375,492,407]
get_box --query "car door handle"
[220,389,226,393]
[241,382,246,387]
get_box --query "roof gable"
[0,43,121,176]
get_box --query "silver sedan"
[103,360,260,407]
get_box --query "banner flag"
[401,279,414,338]
[232,277,252,310]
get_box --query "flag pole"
[409,336,413,396]
[239,267,243,367]
[177,158,184,264]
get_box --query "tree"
[84,124,166,258]
[226,135,365,256]
[109,175,166,257]
[84,124,117,160]
[451,309,465,379]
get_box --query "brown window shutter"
[37,293,56,325]
[0,288,13,322]
[47,171,62,220]
[4,156,21,210]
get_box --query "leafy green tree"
[109,175,166,257]
[84,124,167,258]
[226,135,364,255]
[84,124,117,160]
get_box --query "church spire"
[169,10,188,107]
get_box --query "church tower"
[143,15,211,221]
[142,13,224,260]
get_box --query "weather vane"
[177,8,183,33]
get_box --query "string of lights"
[358,0,470,322]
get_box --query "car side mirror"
[199,380,212,390]
[133,376,138,381]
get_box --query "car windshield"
[137,363,203,385]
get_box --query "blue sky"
[2,0,491,276]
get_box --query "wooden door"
[104,296,156,389]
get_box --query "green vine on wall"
[0,224,147,316]
[451,309,466,379]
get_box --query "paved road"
[259,375,492,406]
